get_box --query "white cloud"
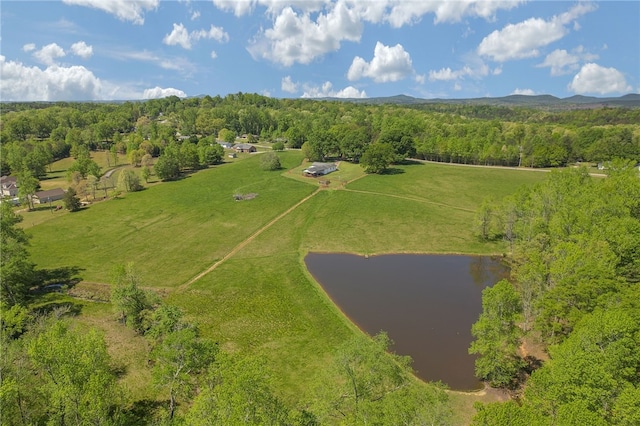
[301,81,366,98]
[511,88,536,95]
[414,73,425,84]
[382,0,525,27]
[478,3,596,62]
[163,23,192,49]
[163,23,229,50]
[108,48,196,75]
[568,63,632,95]
[33,43,66,66]
[537,46,598,76]
[70,41,94,59]
[191,10,200,20]
[0,55,187,101]
[142,87,187,99]
[210,50,218,59]
[281,75,298,93]
[248,3,363,66]
[453,82,462,91]
[212,0,326,17]
[0,55,101,101]
[61,0,159,25]
[347,42,414,83]
[428,62,489,81]
[492,66,502,75]
[23,43,36,52]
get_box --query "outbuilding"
[32,188,66,204]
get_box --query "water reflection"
[305,253,509,391]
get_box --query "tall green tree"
[360,143,395,174]
[469,280,524,388]
[28,319,124,425]
[110,263,154,333]
[0,203,35,306]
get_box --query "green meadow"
[25,151,549,415]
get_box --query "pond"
[304,253,509,391]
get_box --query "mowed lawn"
[26,153,550,415]
[27,151,316,288]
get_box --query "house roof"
[0,175,17,187]
[234,143,255,150]
[34,188,66,199]
[304,162,337,173]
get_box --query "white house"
[302,162,338,177]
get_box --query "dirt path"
[177,188,321,291]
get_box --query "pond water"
[304,253,509,391]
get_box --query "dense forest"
[1,93,639,180]
[470,162,640,425]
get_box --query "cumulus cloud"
[163,23,229,49]
[428,62,489,81]
[33,43,66,66]
[241,1,527,66]
[537,46,598,76]
[248,3,363,66]
[0,55,186,101]
[347,42,414,83]
[142,87,187,99]
[281,75,298,93]
[1,55,101,101]
[191,10,200,20]
[382,0,525,27]
[61,0,159,24]
[71,41,93,59]
[23,43,36,52]
[568,63,632,95]
[301,81,366,98]
[210,50,218,59]
[478,3,596,62]
[511,88,536,95]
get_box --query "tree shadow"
[34,266,84,290]
[122,400,167,425]
[380,167,405,175]
[397,159,425,166]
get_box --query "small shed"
[33,188,66,204]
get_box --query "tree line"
[2,94,639,179]
[469,160,640,424]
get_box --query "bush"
[272,141,285,151]
[260,152,281,171]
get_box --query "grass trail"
[178,188,321,291]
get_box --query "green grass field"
[24,152,549,420]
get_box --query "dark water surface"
[305,253,509,391]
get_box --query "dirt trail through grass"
[178,188,321,291]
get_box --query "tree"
[0,203,35,306]
[17,170,38,211]
[272,141,285,151]
[154,155,180,180]
[63,187,81,211]
[260,152,281,171]
[469,280,524,388]
[186,353,293,425]
[360,143,395,174]
[141,166,151,183]
[151,315,217,419]
[117,169,142,192]
[28,319,124,425]
[110,263,154,333]
[218,128,236,143]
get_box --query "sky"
[1,0,638,101]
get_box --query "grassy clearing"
[25,154,551,422]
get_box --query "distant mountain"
[324,93,640,109]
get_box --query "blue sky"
[1,1,638,101]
